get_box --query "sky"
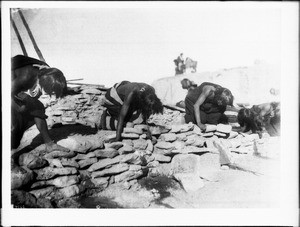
[9,2,284,87]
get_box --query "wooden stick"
[66,78,84,82]
[18,9,46,62]
[10,10,28,56]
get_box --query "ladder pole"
[10,10,28,56]
[18,9,46,62]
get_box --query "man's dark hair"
[214,87,234,107]
[39,68,67,98]
[136,85,164,121]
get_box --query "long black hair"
[237,108,262,133]
[214,87,234,106]
[39,68,67,98]
[134,85,164,121]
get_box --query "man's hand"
[45,141,70,153]
[198,123,207,132]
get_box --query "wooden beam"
[18,9,46,62]
[10,10,28,56]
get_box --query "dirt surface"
[15,124,280,209]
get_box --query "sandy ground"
[14,124,281,209]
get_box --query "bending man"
[11,55,69,152]
[184,82,234,131]
[100,81,164,141]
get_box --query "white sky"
[9,2,283,87]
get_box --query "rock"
[173,173,204,192]
[88,156,121,172]
[149,126,169,136]
[58,184,82,198]
[57,137,80,152]
[60,158,80,168]
[176,133,187,141]
[120,153,142,165]
[146,139,154,152]
[180,123,194,132]
[34,167,78,180]
[216,124,232,133]
[159,133,177,142]
[228,131,239,139]
[11,190,37,208]
[134,124,148,131]
[104,142,124,150]
[94,148,119,158]
[81,88,102,94]
[153,153,171,163]
[48,175,80,188]
[214,132,228,138]
[56,198,81,208]
[19,153,48,169]
[44,150,76,159]
[114,169,144,183]
[170,125,183,133]
[48,159,63,168]
[75,140,93,153]
[123,127,143,135]
[122,139,133,147]
[202,132,214,137]
[78,157,98,169]
[30,186,55,199]
[205,124,217,132]
[118,145,135,155]
[192,125,202,135]
[144,155,155,164]
[11,166,34,190]
[147,160,160,168]
[182,146,212,154]
[121,133,140,139]
[90,177,109,189]
[91,163,129,178]
[129,164,142,171]
[73,152,96,160]
[133,139,148,150]
[213,140,232,165]
[171,154,202,175]
[155,141,175,150]
[36,198,54,208]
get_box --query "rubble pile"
[11,85,278,208]
[40,85,107,128]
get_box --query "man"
[11,55,69,152]
[174,53,185,75]
[100,81,164,141]
[184,82,234,131]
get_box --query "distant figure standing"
[184,82,234,131]
[174,53,185,75]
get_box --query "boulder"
[11,190,37,208]
[94,148,119,158]
[78,157,98,169]
[133,139,148,150]
[118,145,135,155]
[58,184,82,198]
[30,186,55,199]
[120,153,142,165]
[19,153,48,169]
[60,158,80,168]
[173,173,204,192]
[11,166,34,190]
[91,163,129,178]
[153,153,172,163]
[104,141,124,150]
[34,167,78,180]
[159,133,177,142]
[155,141,175,150]
[114,169,144,183]
[48,175,80,188]
[87,156,121,172]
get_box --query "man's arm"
[115,90,135,141]
[193,86,214,131]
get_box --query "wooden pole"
[18,9,46,62]
[10,10,28,56]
